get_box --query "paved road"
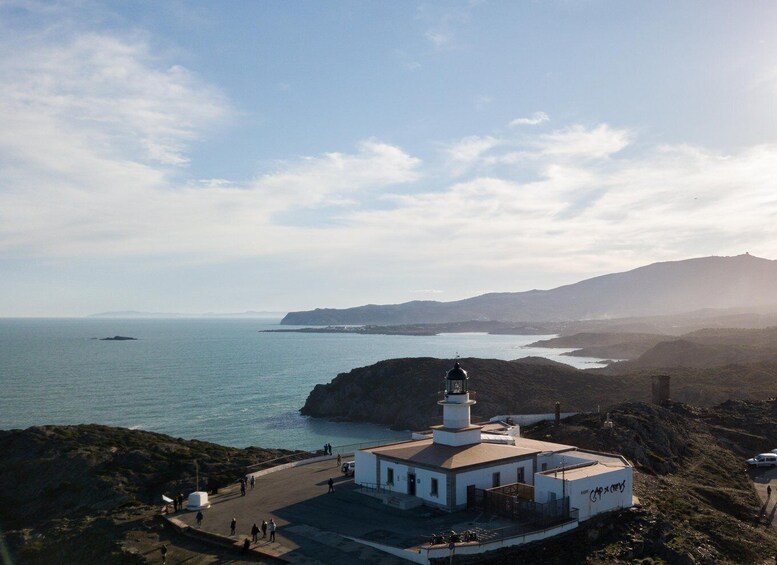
[174,459,500,564]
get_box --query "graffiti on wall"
[589,480,626,503]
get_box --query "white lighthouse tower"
[431,362,482,447]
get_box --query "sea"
[0,318,608,452]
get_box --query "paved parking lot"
[173,458,502,564]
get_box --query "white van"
[341,461,355,476]
[746,453,777,467]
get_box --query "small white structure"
[186,491,211,510]
[354,361,632,519]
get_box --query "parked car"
[746,453,777,467]
[341,461,355,476]
[771,449,777,455]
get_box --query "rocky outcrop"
[300,357,641,430]
[301,356,777,430]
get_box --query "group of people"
[239,474,256,496]
[230,517,276,542]
[323,442,333,455]
[171,493,186,512]
[240,518,276,554]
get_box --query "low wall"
[490,413,578,426]
[248,452,352,479]
[348,519,579,565]
[162,515,292,562]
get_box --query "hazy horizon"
[3,2,777,316]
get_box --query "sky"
[2,1,777,316]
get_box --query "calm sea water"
[0,318,606,451]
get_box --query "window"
[431,478,438,497]
[492,472,500,488]
[541,462,548,472]
[517,467,524,483]
[387,468,394,485]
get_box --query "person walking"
[251,523,259,543]
[261,520,267,539]
[769,484,773,498]
[328,477,334,493]
[160,544,167,564]
[178,493,185,511]
[336,453,341,467]
[196,510,203,528]
[230,517,237,536]
[240,482,246,496]
[269,519,276,542]
[250,475,255,490]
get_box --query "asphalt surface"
[173,458,504,564]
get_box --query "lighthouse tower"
[431,362,482,447]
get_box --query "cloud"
[425,30,451,49]
[343,132,777,282]
[2,23,776,302]
[446,135,502,163]
[534,124,631,159]
[509,111,549,127]
[475,95,493,112]
[0,33,229,168]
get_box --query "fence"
[467,483,572,527]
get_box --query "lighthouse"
[431,361,482,447]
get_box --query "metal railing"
[357,482,394,495]
[467,483,572,527]
[437,389,477,402]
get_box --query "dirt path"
[752,466,777,531]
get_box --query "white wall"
[534,466,632,521]
[454,460,534,507]
[378,461,448,506]
[354,450,377,485]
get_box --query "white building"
[354,361,632,520]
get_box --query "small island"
[99,335,138,341]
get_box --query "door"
[408,473,416,496]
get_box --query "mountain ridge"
[282,254,777,325]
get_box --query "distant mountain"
[89,310,285,319]
[282,254,777,325]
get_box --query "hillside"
[529,332,671,359]
[300,356,777,430]
[0,425,306,564]
[282,254,777,325]
[479,401,777,564]
[3,407,777,564]
[592,326,777,371]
